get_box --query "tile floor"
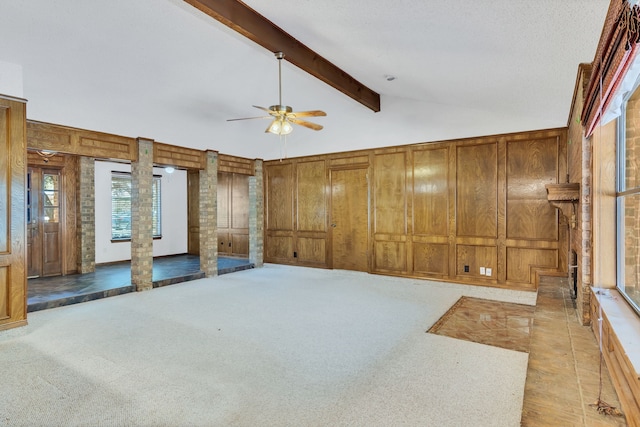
[428,296,536,353]
[428,275,627,426]
[27,254,253,312]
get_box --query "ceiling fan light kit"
[227,51,326,136]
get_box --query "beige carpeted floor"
[0,264,536,427]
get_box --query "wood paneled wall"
[0,96,27,331]
[264,128,567,289]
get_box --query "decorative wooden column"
[131,138,154,291]
[199,150,218,277]
[77,156,96,274]
[0,95,27,330]
[249,159,264,267]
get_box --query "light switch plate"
[480,267,486,275]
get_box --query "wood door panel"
[266,163,294,231]
[414,243,449,275]
[374,152,406,234]
[413,148,449,236]
[374,241,406,272]
[266,236,293,261]
[297,160,326,232]
[297,237,326,264]
[331,168,368,272]
[506,247,558,283]
[43,226,61,276]
[456,143,498,238]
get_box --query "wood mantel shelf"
[546,183,580,227]
[545,183,580,202]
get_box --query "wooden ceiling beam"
[183,0,381,112]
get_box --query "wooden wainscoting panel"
[0,266,7,320]
[506,137,558,240]
[330,155,369,167]
[456,244,497,279]
[296,160,326,232]
[217,173,230,229]
[231,173,249,230]
[187,170,200,255]
[456,143,498,238]
[506,247,558,284]
[219,154,254,175]
[297,237,326,265]
[78,136,134,160]
[412,147,449,236]
[374,152,407,234]
[231,234,249,256]
[413,242,449,275]
[154,142,204,170]
[266,235,293,262]
[0,109,7,254]
[374,240,407,272]
[266,162,294,231]
[27,121,73,152]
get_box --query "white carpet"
[0,264,536,427]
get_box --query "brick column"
[77,156,95,274]
[199,150,218,277]
[249,159,264,267]
[131,138,154,291]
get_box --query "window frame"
[616,77,640,317]
[110,171,162,242]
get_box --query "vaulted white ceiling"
[0,0,608,161]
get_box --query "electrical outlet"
[480,267,486,275]
[486,268,492,277]
[464,265,469,273]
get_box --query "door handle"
[331,223,337,228]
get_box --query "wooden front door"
[27,168,62,278]
[330,168,369,272]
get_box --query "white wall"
[95,160,188,264]
[0,60,23,98]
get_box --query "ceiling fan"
[227,51,326,135]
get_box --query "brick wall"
[249,159,264,267]
[131,138,154,290]
[199,150,218,277]
[624,91,640,296]
[76,156,95,274]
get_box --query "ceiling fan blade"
[288,110,327,118]
[253,105,279,116]
[288,118,323,131]
[227,115,271,121]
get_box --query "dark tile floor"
[27,254,253,312]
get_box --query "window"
[617,81,640,315]
[111,172,162,240]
